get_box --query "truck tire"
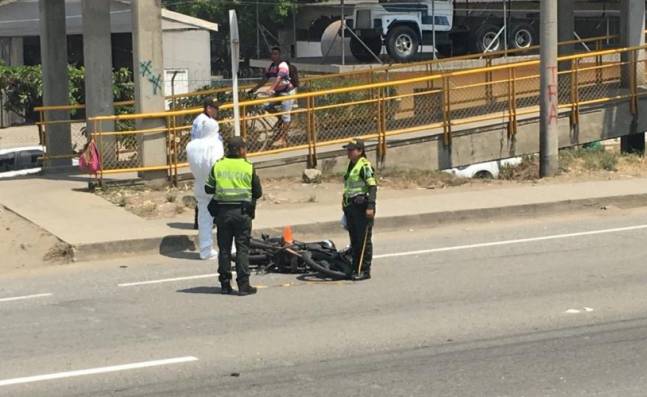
[386,25,419,62]
[508,23,535,49]
[350,34,382,63]
[473,23,502,53]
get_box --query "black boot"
[220,280,233,295]
[237,279,257,296]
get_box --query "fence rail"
[34,30,636,164]
[84,43,647,185]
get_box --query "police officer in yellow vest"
[342,138,377,281]
[205,137,263,295]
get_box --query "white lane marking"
[374,224,647,259]
[565,309,581,314]
[584,307,595,312]
[0,356,198,387]
[118,273,218,287]
[0,293,52,303]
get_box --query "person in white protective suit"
[187,116,224,260]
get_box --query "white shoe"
[200,248,218,260]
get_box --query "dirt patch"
[94,145,647,220]
[0,206,71,272]
[96,182,195,219]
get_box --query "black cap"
[227,136,246,155]
[203,97,219,109]
[343,138,365,151]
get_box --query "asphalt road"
[3,206,647,396]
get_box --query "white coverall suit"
[187,118,224,259]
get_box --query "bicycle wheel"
[300,250,351,280]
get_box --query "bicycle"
[243,90,299,152]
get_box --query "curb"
[68,193,647,262]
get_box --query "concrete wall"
[163,29,211,92]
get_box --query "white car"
[444,157,523,179]
[0,146,46,178]
[0,146,79,178]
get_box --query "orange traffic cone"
[282,225,294,245]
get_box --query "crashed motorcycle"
[235,232,354,280]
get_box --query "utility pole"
[539,0,559,177]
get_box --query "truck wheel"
[508,23,535,49]
[474,23,502,53]
[386,25,419,62]
[350,35,382,63]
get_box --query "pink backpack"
[79,139,101,174]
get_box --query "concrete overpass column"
[39,0,72,170]
[82,0,115,147]
[132,0,167,180]
[620,0,645,154]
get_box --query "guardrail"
[34,31,629,164]
[87,43,647,186]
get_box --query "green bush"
[0,63,135,123]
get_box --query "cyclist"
[251,46,297,147]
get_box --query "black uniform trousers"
[216,205,252,283]
[344,203,373,274]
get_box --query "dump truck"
[348,0,621,62]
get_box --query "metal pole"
[503,0,508,55]
[539,0,558,177]
[256,0,260,59]
[292,4,297,58]
[432,0,437,59]
[341,0,346,65]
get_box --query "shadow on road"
[167,222,195,230]
[177,286,222,294]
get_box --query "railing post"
[485,58,494,104]
[595,39,602,85]
[507,67,518,139]
[172,114,178,186]
[96,118,104,187]
[570,58,580,130]
[165,116,175,183]
[241,104,248,142]
[376,87,386,167]
[306,96,317,168]
[442,76,452,145]
[631,49,638,116]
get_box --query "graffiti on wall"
[140,60,163,95]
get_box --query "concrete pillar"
[39,0,72,169]
[82,0,115,160]
[10,37,23,66]
[620,0,645,154]
[539,0,559,177]
[132,0,167,179]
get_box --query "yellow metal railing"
[35,30,631,163]
[87,43,647,185]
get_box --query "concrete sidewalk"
[2,174,647,261]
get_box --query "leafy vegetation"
[0,62,134,123]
